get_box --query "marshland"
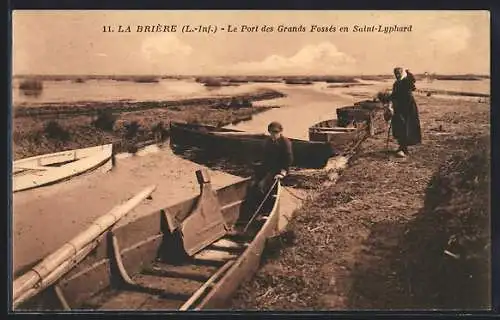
[12,73,491,310]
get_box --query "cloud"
[141,34,193,62]
[428,25,471,55]
[232,42,356,74]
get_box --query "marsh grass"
[231,95,490,310]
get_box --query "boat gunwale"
[13,145,113,192]
[13,144,113,166]
[193,180,282,310]
[170,121,335,146]
[18,176,253,310]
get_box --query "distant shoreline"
[12,73,490,80]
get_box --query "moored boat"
[13,144,113,192]
[353,99,384,110]
[169,122,338,169]
[13,170,282,311]
[335,102,387,135]
[308,119,370,154]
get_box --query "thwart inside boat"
[14,169,281,311]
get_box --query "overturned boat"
[13,144,113,192]
[13,170,282,311]
[169,122,338,169]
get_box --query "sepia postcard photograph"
[10,10,491,312]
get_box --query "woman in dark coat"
[390,67,422,157]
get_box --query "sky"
[12,10,490,76]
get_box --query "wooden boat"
[169,122,338,169]
[308,119,370,154]
[353,99,384,111]
[13,144,113,192]
[336,105,373,127]
[13,169,282,311]
[335,102,387,135]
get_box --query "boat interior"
[17,170,280,311]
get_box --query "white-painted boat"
[13,144,113,192]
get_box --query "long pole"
[386,121,393,152]
[12,185,157,305]
[243,179,279,233]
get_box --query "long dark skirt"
[391,96,422,147]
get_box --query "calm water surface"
[12,79,269,105]
[12,78,489,139]
[13,78,489,106]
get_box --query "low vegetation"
[43,120,70,141]
[232,95,490,310]
[13,89,285,118]
[396,135,490,309]
[19,79,43,91]
[92,110,117,132]
[123,120,142,139]
[433,75,485,81]
[133,76,160,83]
[12,90,281,160]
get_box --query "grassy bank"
[415,88,490,98]
[231,95,490,310]
[12,89,285,160]
[13,88,285,116]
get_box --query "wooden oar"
[12,184,157,306]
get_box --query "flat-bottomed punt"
[335,101,387,135]
[13,144,113,192]
[308,119,370,154]
[13,170,282,311]
[169,122,338,169]
[309,101,387,153]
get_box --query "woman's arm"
[406,70,416,91]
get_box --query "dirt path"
[231,95,490,310]
[12,145,243,275]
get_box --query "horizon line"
[11,73,491,77]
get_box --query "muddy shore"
[12,88,285,160]
[231,95,490,310]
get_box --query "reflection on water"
[12,77,489,106]
[225,83,359,140]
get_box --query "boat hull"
[13,144,113,192]
[170,122,337,169]
[14,174,282,311]
[336,102,387,135]
[195,182,281,309]
[308,119,369,154]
